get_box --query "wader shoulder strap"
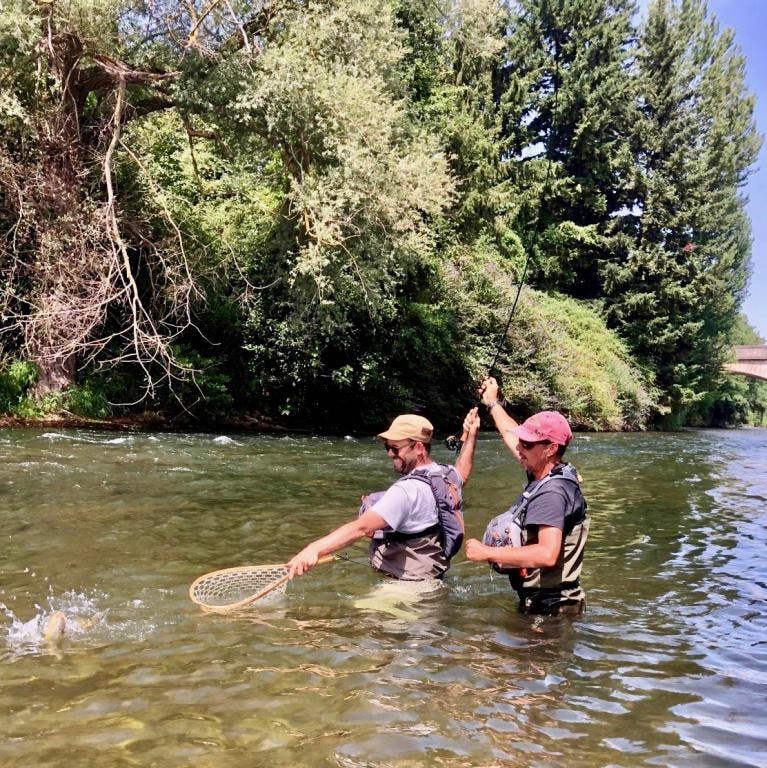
[515,468,580,528]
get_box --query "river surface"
[1,426,765,767]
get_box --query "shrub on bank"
[446,247,656,430]
[0,360,37,413]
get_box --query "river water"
[0,426,765,767]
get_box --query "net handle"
[189,555,337,613]
[238,554,336,607]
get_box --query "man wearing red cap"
[465,377,589,615]
[287,408,480,581]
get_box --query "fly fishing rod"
[444,249,531,453]
[445,54,560,454]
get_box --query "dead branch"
[0,0,283,400]
[91,54,180,84]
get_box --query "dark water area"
[1,427,765,767]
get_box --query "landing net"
[189,564,289,612]
[190,555,339,613]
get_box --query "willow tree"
[0,0,275,397]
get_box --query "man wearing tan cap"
[287,408,480,581]
[465,376,589,615]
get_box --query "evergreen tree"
[395,1,515,249]
[605,0,761,422]
[501,0,639,297]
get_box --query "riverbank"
[1,407,759,434]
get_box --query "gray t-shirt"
[372,461,461,533]
[521,468,584,532]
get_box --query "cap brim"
[377,429,432,442]
[512,425,546,442]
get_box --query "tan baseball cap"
[377,414,434,443]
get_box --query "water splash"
[213,436,241,445]
[1,591,109,657]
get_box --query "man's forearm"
[465,527,562,568]
[465,540,561,569]
[305,519,370,557]
[455,429,477,484]
[474,541,558,568]
[487,402,521,462]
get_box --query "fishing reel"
[444,434,464,453]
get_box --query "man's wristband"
[486,400,502,411]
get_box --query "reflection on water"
[1,427,766,767]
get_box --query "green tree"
[500,0,639,297]
[690,314,767,427]
[0,0,275,397]
[604,0,761,424]
[205,0,456,423]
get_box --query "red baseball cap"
[512,411,572,447]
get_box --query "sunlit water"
[1,427,765,767]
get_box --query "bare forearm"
[454,406,480,484]
[304,519,370,557]
[465,527,562,569]
[487,403,521,463]
[287,511,386,577]
[454,440,475,485]
[455,425,478,485]
[466,539,558,569]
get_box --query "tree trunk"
[31,350,76,397]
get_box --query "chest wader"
[484,464,589,616]
[360,465,463,581]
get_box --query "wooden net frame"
[189,556,335,614]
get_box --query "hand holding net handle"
[189,555,337,613]
[245,554,337,605]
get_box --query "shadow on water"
[0,427,765,767]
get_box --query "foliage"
[500,0,639,297]
[689,314,767,427]
[0,0,762,431]
[224,0,455,427]
[60,386,111,420]
[0,358,110,419]
[604,0,761,423]
[0,360,37,412]
[0,0,268,398]
[443,244,655,429]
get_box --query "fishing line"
[444,252,531,453]
[334,552,371,568]
[487,251,531,379]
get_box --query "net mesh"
[189,565,289,609]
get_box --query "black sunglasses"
[518,438,551,450]
[384,440,414,455]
